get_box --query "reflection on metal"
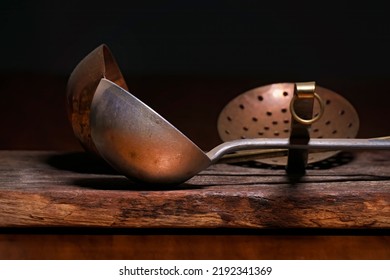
[90,79,390,185]
[67,44,390,185]
[217,82,360,166]
[66,44,128,155]
[290,92,325,125]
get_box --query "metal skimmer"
[217,83,360,165]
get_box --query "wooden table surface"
[0,150,389,259]
[0,150,389,229]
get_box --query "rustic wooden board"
[0,150,389,228]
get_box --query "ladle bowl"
[66,44,128,155]
[90,78,211,184]
[90,79,390,185]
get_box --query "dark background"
[1,1,390,151]
[2,1,390,79]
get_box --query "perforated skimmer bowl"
[217,83,360,165]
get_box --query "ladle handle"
[208,137,390,164]
[219,149,288,163]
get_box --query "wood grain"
[0,150,389,228]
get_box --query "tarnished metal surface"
[90,79,390,185]
[217,83,360,165]
[66,44,128,155]
[90,79,211,185]
[67,45,390,185]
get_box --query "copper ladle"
[66,44,128,155]
[89,78,390,185]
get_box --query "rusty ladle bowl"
[89,78,390,185]
[66,44,128,155]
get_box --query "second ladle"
[90,78,390,185]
